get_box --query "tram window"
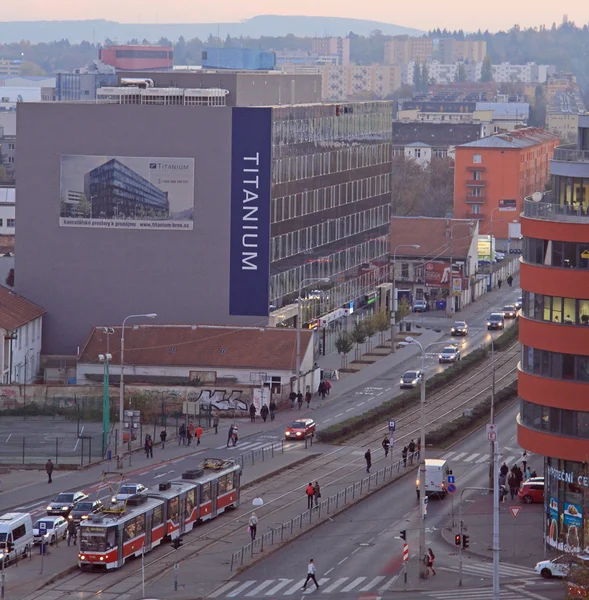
[201,482,211,502]
[124,519,136,542]
[107,528,116,550]
[153,505,163,527]
[218,475,227,494]
[169,497,179,522]
[136,514,145,536]
[185,490,195,517]
[225,472,234,491]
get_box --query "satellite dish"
[532,192,543,203]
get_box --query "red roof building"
[99,45,173,71]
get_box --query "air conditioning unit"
[159,482,172,491]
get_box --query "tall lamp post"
[488,207,502,288]
[99,327,115,458]
[488,335,496,490]
[391,244,420,353]
[118,313,157,468]
[400,336,459,578]
[296,278,330,396]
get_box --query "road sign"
[448,475,455,484]
[388,420,396,432]
[403,543,409,562]
[486,424,497,441]
[447,483,457,494]
[510,506,521,519]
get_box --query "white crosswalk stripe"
[283,578,308,595]
[264,579,294,595]
[227,581,257,597]
[464,453,480,462]
[340,577,366,592]
[378,575,399,592]
[503,455,517,465]
[422,585,549,600]
[302,578,329,594]
[442,451,455,460]
[476,455,489,464]
[321,577,348,593]
[439,562,536,581]
[358,575,386,591]
[245,581,275,596]
[209,582,240,597]
[453,452,468,461]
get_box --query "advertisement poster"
[59,155,195,230]
[563,502,582,553]
[547,497,559,549]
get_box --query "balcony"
[466,179,486,187]
[523,192,589,222]
[552,144,589,163]
[465,192,485,203]
[465,212,485,220]
[466,166,486,172]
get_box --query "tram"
[78,459,241,570]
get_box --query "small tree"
[372,310,390,346]
[351,321,367,362]
[334,331,354,370]
[395,298,411,329]
[77,193,91,218]
[480,55,493,82]
[363,315,377,353]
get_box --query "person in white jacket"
[302,559,319,590]
[248,513,258,541]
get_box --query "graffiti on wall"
[194,389,247,412]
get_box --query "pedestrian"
[382,436,390,458]
[269,399,277,421]
[231,425,238,446]
[313,481,321,506]
[46,459,54,484]
[297,392,303,410]
[302,559,320,590]
[160,429,167,449]
[515,465,523,489]
[289,390,297,410]
[306,482,314,509]
[521,451,528,472]
[145,435,153,458]
[525,466,531,481]
[365,449,372,473]
[213,412,219,435]
[325,379,331,395]
[178,423,186,446]
[195,425,203,446]
[408,439,416,464]
[500,462,509,478]
[402,446,408,468]
[305,391,312,408]
[260,404,269,422]
[249,403,256,423]
[416,439,421,460]
[227,425,234,448]
[318,381,327,400]
[425,548,436,577]
[498,278,502,289]
[248,512,258,541]
[508,473,518,500]
[187,421,195,446]
[67,518,77,546]
[507,274,513,287]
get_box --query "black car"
[46,491,88,516]
[68,499,103,523]
[487,313,505,330]
[450,321,469,336]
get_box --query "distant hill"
[0,15,424,44]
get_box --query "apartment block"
[384,36,433,65]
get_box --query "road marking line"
[464,453,480,462]
[359,576,386,591]
[340,577,366,592]
[322,577,348,593]
[324,568,334,575]
[153,464,167,471]
[358,402,365,406]
[245,580,275,596]
[453,452,467,461]
[351,548,361,554]
[323,418,332,423]
[227,581,256,597]
[302,578,328,594]
[264,579,293,595]
[441,451,455,460]
[337,556,348,565]
[5,434,10,442]
[378,575,399,592]
[283,578,308,595]
[507,584,551,599]
[208,581,240,597]
[476,455,489,464]
[345,408,354,412]
[335,413,343,418]
[504,455,517,465]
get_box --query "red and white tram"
[78,459,241,570]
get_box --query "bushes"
[493,321,519,351]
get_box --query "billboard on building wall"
[229,108,272,317]
[425,262,462,288]
[59,154,195,230]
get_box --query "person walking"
[525,466,531,480]
[408,439,416,464]
[248,513,258,541]
[507,274,513,287]
[67,518,77,546]
[260,404,269,423]
[382,436,390,458]
[305,391,312,409]
[269,399,277,421]
[213,413,219,435]
[227,425,235,448]
[500,462,509,478]
[498,278,502,290]
[297,392,303,410]
[249,403,256,423]
[521,451,528,472]
[325,380,331,396]
[508,472,518,500]
[46,459,54,483]
[302,559,320,590]
[187,421,195,446]
[402,446,408,468]
[145,435,153,458]
[195,425,203,446]
[231,425,238,447]
[318,381,327,400]
[306,482,314,509]
[425,548,436,577]
[313,481,321,507]
[289,390,297,410]
[416,439,421,460]
[365,449,372,473]
[160,429,167,449]
[178,423,186,446]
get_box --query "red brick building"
[453,128,559,240]
[99,45,173,71]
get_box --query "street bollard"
[271,443,275,458]
[252,450,255,465]
[231,553,234,571]
[290,519,294,535]
[336,493,339,510]
[260,535,264,553]
[240,548,244,566]
[174,562,178,591]
[376,471,379,485]
[281,440,284,453]
[360,479,363,494]
[345,487,348,504]
[250,542,253,557]
[281,524,284,542]
[309,509,312,524]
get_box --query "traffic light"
[400,530,406,541]
[454,534,461,546]
[462,534,470,549]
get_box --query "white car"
[439,345,461,363]
[112,483,147,504]
[33,516,68,544]
[535,554,589,578]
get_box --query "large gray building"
[16,78,392,354]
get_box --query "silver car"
[33,516,68,544]
[400,370,424,389]
[439,345,461,363]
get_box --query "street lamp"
[296,278,330,395]
[118,313,157,468]
[391,245,420,353]
[446,222,473,317]
[399,336,456,579]
[99,351,112,457]
[488,335,496,491]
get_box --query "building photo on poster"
[59,154,195,230]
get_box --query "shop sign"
[425,262,451,288]
[319,308,345,328]
[452,277,462,296]
[563,503,582,553]
[499,199,517,211]
[547,465,574,483]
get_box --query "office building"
[16,78,392,353]
[201,48,276,71]
[99,45,174,71]
[384,36,433,65]
[55,62,117,102]
[437,39,487,63]
[546,90,586,142]
[454,127,559,240]
[311,37,350,66]
[518,115,589,554]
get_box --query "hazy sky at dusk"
[2,1,587,32]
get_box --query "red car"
[518,478,545,504]
[285,418,316,440]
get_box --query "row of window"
[521,345,589,383]
[522,291,589,325]
[271,173,390,224]
[0,219,15,227]
[270,206,390,263]
[520,399,589,440]
[392,148,448,158]
[523,237,589,270]
[272,143,391,185]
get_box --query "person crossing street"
[302,559,320,590]
[382,436,390,458]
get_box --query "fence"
[230,450,415,571]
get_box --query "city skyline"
[0,2,587,34]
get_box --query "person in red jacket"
[306,482,314,509]
[195,425,203,446]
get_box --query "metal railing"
[230,451,418,571]
[523,196,589,222]
[234,440,290,469]
[552,144,589,163]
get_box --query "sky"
[3,1,589,32]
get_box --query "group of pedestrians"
[500,451,535,500]
[305,481,321,508]
[248,400,277,423]
[176,422,203,446]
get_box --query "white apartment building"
[0,188,15,235]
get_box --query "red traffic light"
[454,534,461,546]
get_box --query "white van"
[0,513,34,562]
[416,459,451,498]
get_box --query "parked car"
[112,484,147,505]
[518,479,545,504]
[400,370,424,389]
[487,313,505,330]
[495,251,505,261]
[68,499,103,523]
[47,491,88,516]
[439,345,461,364]
[413,300,428,313]
[32,516,67,544]
[285,419,316,440]
[535,554,589,578]
[502,304,518,319]
[450,321,469,336]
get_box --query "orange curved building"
[518,115,589,554]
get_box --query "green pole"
[103,360,110,457]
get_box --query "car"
[450,321,469,336]
[68,499,103,523]
[487,313,505,330]
[413,300,428,313]
[495,252,505,261]
[502,304,517,319]
[535,554,589,578]
[515,296,523,310]
[285,418,316,440]
[33,516,68,544]
[47,491,88,516]
[112,483,147,504]
[439,345,461,363]
[400,370,423,389]
[518,479,545,504]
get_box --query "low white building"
[0,188,15,235]
[404,142,433,166]
[0,285,46,383]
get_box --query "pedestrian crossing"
[422,585,549,600]
[214,441,300,453]
[439,562,536,582]
[208,575,398,598]
[441,451,520,466]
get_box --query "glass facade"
[523,237,589,269]
[521,400,589,439]
[551,174,589,213]
[269,102,393,321]
[522,291,589,325]
[521,345,589,382]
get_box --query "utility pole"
[493,437,500,600]
[489,338,496,490]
